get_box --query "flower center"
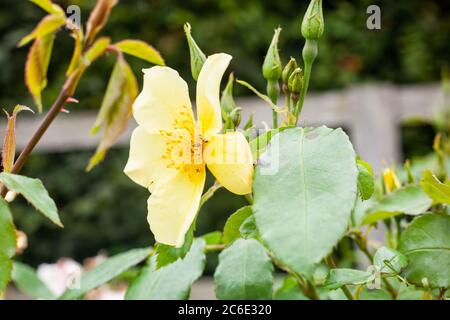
[159,106,204,179]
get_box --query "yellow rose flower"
[124,53,253,247]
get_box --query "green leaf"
[0,254,12,294]
[239,215,257,239]
[222,206,252,245]
[249,128,286,160]
[87,56,138,170]
[25,33,55,112]
[0,198,16,294]
[253,127,358,276]
[30,0,65,14]
[214,238,273,300]
[362,185,432,225]
[357,160,374,200]
[358,287,391,300]
[325,269,372,290]
[398,214,450,288]
[60,247,151,299]
[125,239,205,300]
[83,37,111,67]
[115,40,165,66]
[18,13,66,47]
[274,276,308,300]
[420,170,450,205]
[0,197,17,259]
[397,286,425,300]
[373,247,408,275]
[11,262,56,300]
[202,231,222,245]
[2,105,33,173]
[0,173,62,227]
[155,226,194,269]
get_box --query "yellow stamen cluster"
[159,105,204,179]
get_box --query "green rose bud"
[184,22,206,81]
[221,73,237,115]
[282,57,298,85]
[301,0,324,40]
[229,107,242,128]
[288,67,303,94]
[262,27,282,81]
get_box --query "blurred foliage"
[0,0,449,110]
[2,0,449,264]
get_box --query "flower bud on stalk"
[294,0,325,122]
[184,23,206,81]
[281,57,298,94]
[288,67,303,104]
[301,0,324,40]
[262,27,282,128]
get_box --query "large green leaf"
[0,198,16,293]
[420,170,450,205]
[325,268,372,290]
[214,238,273,300]
[398,214,450,288]
[60,247,151,299]
[125,239,205,300]
[362,185,432,225]
[0,173,62,227]
[253,127,358,276]
[222,206,252,245]
[12,262,55,300]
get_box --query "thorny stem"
[438,287,447,300]
[0,67,86,198]
[325,255,354,300]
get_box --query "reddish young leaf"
[85,0,118,45]
[1,105,33,173]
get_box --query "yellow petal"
[147,168,206,247]
[124,126,177,191]
[204,132,253,195]
[133,66,194,133]
[196,53,232,137]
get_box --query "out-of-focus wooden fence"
[2,83,445,171]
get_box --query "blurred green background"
[0,0,448,265]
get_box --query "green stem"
[325,255,354,300]
[267,80,279,128]
[267,251,319,300]
[244,193,253,205]
[199,181,222,207]
[205,244,225,252]
[294,39,318,124]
